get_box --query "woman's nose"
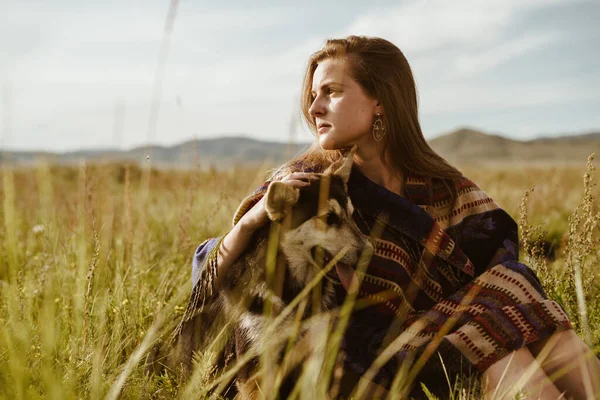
[309,97,325,117]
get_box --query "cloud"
[454,31,558,75]
[341,0,568,53]
[419,78,598,115]
[1,1,303,150]
[2,2,294,78]
[1,0,597,151]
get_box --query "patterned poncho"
[190,160,573,395]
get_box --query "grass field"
[0,156,599,399]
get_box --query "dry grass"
[0,157,599,399]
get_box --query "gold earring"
[372,113,386,141]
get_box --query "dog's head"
[264,147,373,285]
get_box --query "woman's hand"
[238,172,318,232]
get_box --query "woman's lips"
[318,125,331,133]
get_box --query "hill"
[1,129,598,168]
[428,128,599,165]
[0,136,311,169]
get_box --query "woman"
[188,36,600,399]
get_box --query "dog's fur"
[147,149,373,398]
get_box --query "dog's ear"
[265,181,300,221]
[325,145,356,184]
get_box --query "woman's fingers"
[282,179,311,187]
[281,172,318,184]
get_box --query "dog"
[148,148,374,399]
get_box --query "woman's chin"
[319,133,348,151]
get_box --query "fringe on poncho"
[187,160,573,395]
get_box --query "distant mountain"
[1,129,598,168]
[428,128,599,165]
[0,136,311,168]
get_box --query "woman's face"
[309,58,381,150]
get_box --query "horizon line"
[2,126,599,154]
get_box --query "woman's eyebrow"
[311,81,345,93]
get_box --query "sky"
[1,0,599,152]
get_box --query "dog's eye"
[326,212,341,227]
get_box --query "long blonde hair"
[282,35,464,204]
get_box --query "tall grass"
[0,158,598,399]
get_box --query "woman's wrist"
[237,206,268,233]
[236,216,260,235]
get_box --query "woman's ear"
[375,101,384,116]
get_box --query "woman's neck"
[353,144,405,197]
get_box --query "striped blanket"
[191,160,573,396]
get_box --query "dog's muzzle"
[310,245,334,267]
[310,245,344,285]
